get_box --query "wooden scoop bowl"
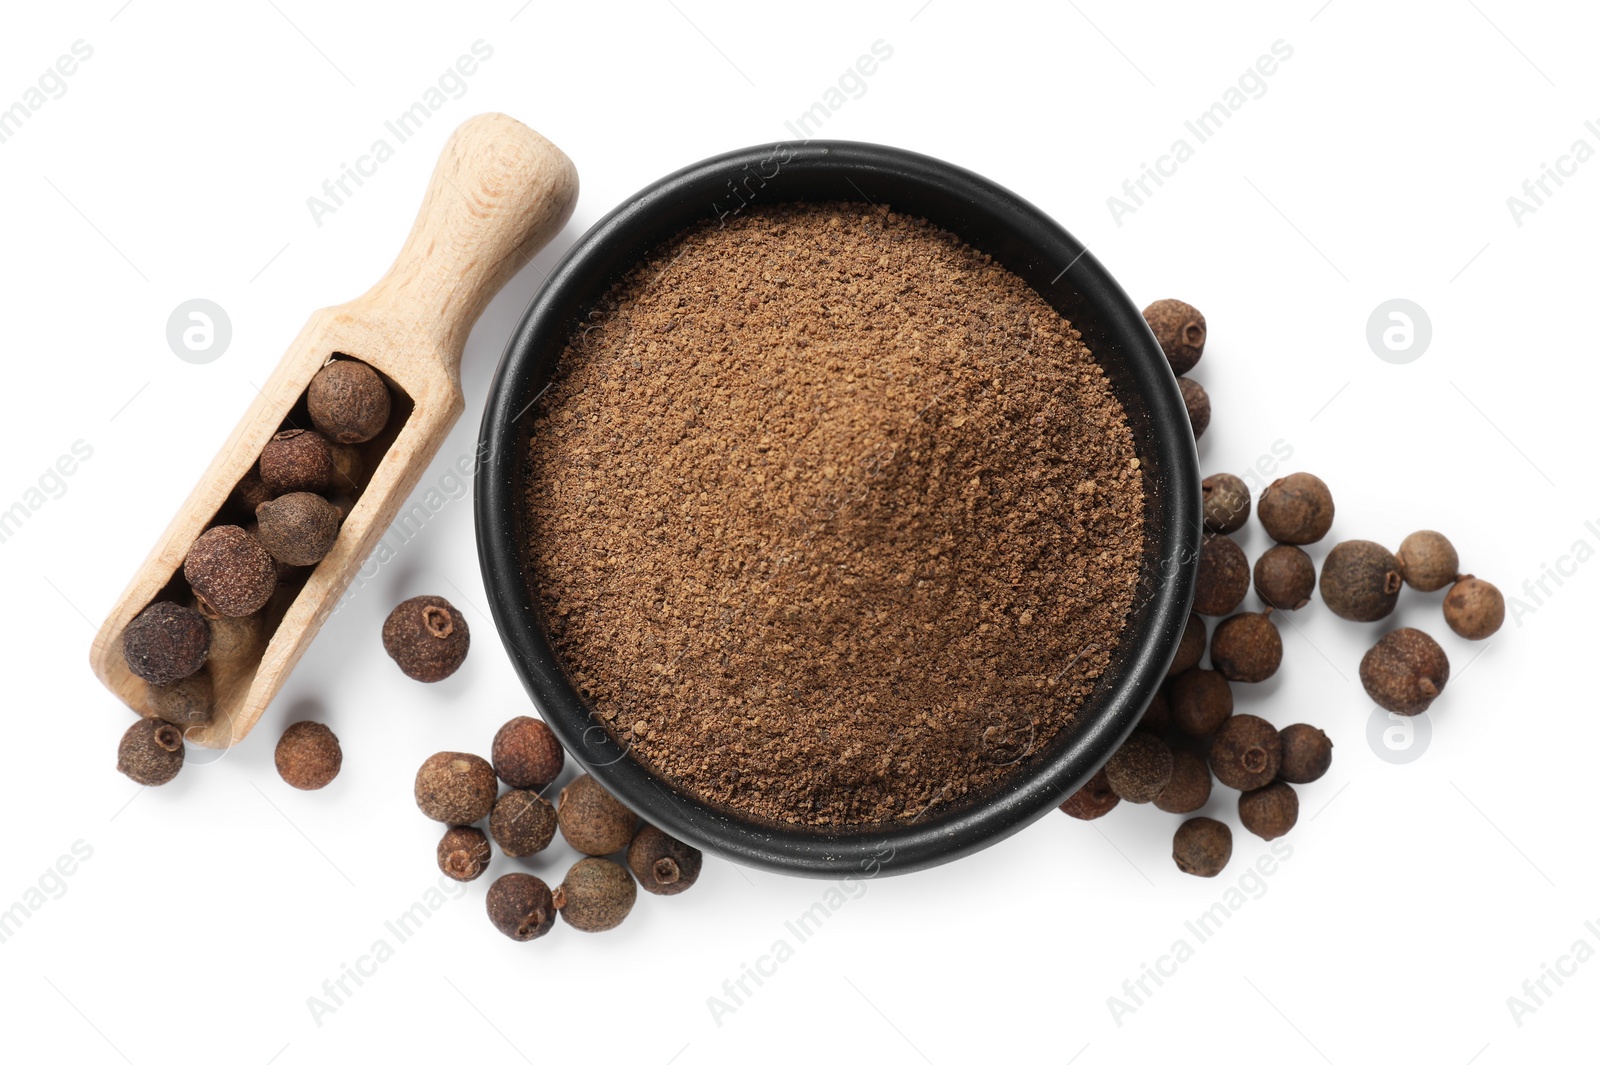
[90,112,578,749]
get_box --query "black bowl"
[476,141,1200,878]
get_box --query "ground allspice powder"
[522,202,1146,827]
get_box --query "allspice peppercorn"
[1173,817,1232,878]
[122,601,210,685]
[185,525,277,617]
[1201,473,1251,534]
[1178,376,1210,439]
[1208,714,1281,791]
[1277,723,1333,784]
[1154,749,1213,815]
[628,825,703,896]
[203,609,265,681]
[557,774,636,855]
[437,825,492,883]
[489,790,558,858]
[1360,628,1449,715]
[1397,530,1459,592]
[1238,781,1298,841]
[414,752,498,824]
[1170,668,1234,737]
[1321,540,1404,622]
[255,492,341,567]
[382,596,470,682]
[1194,534,1250,616]
[1138,687,1171,733]
[1142,298,1207,375]
[148,672,214,727]
[491,716,565,790]
[554,857,637,933]
[228,470,274,522]
[253,518,308,583]
[117,718,184,786]
[486,873,556,941]
[1059,768,1121,820]
[327,443,364,491]
[275,721,342,790]
[1209,611,1282,683]
[259,429,333,495]
[1254,543,1316,610]
[307,359,392,445]
[1104,732,1173,804]
[1443,576,1504,640]
[326,492,357,523]
[1257,472,1334,545]
[1167,613,1207,677]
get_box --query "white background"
[1,1,1595,1062]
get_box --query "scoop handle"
[358,112,578,374]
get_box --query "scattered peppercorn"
[1257,472,1334,545]
[1178,376,1210,439]
[185,525,277,617]
[415,752,498,824]
[1104,732,1174,804]
[1154,749,1213,814]
[1209,611,1282,683]
[382,595,470,682]
[117,717,184,786]
[1443,575,1504,640]
[1170,668,1234,737]
[1238,781,1298,840]
[307,359,392,445]
[1208,714,1281,791]
[491,716,565,790]
[1059,768,1121,820]
[628,826,703,896]
[275,721,342,790]
[437,825,492,882]
[1397,530,1459,592]
[1168,613,1207,676]
[1172,817,1232,878]
[553,857,637,932]
[557,774,636,855]
[1194,534,1250,616]
[259,429,333,496]
[148,671,214,727]
[1142,299,1207,375]
[254,492,341,568]
[122,601,210,685]
[1321,540,1404,622]
[1201,473,1251,534]
[486,872,556,941]
[1254,543,1316,610]
[1360,628,1449,715]
[1277,723,1333,784]
[1138,687,1171,733]
[489,790,558,858]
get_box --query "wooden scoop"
[90,112,578,749]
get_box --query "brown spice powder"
[521,202,1145,827]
